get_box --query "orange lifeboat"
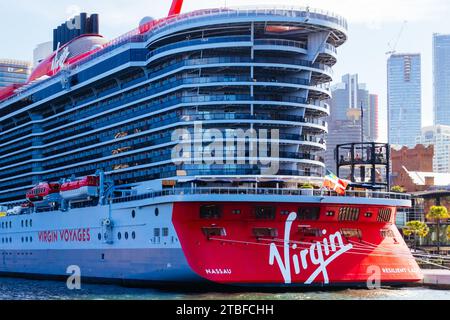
[26,182,61,202]
[60,176,100,201]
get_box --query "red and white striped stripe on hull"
[172,202,422,286]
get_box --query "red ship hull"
[172,202,422,287]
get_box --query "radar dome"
[138,16,155,34]
[139,16,154,27]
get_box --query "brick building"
[391,144,438,192]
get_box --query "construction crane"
[386,20,408,55]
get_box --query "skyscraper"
[387,53,422,147]
[325,74,377,170]
[370,94,379,142]
[0,59,31,88]
[433,34,450,126]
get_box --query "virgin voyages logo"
[269,212,353,285]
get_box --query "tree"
[426,206,450,254]
[403,220,429,251]
[391,185,405,193]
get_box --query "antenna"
[386,20,408,55]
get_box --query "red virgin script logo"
[269,212,353,285]
[38,228,91,243]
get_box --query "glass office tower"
[387,53,422,147]
[434,34,450,126]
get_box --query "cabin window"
[338,207,360,221]
[252,228,278,238]
[254,206,276,220]
[154,228,161,237]
[132,232,136,240]
[162,228,169,237]
[298,207,320,220]
[232,209,241,215]
[125,232,129,240]
[202,227,226,237]
[132,210,136,219]
[200,205,222,219]
[118,232,122,240]
[341,228,362,239]
[299,227,321,237]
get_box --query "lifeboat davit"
[60,176,100,201]
[26,182,61,202]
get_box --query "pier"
[420,269,450,288]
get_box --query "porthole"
[132,231,136,239]
[25,220,28,227]
[118,232,122,240]
[125,232,129,240]
[132,210,136,219]
[30,220,32,227]
[30,237,32,243]
[21,221,23,227]
[98,233,102,241]
[155,208,159,217]
[21,237,24,243]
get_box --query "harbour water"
[0,277,450,300]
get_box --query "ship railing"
[148,6,348,41]
[0,6,344,107]
[254,39,307,49]
[111,187,411,204]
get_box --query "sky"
[1,0,450,142]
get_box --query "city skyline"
[1,0,450,142]
[325,73,378,170]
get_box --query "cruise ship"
[0,0,422,287]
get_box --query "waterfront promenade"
[421,269,450,288]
